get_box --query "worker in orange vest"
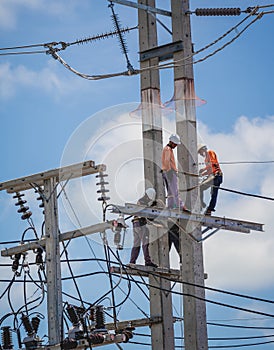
[198,144,223,215]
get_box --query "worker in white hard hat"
[161,134,188,210]
[198,144,223,215]
[129,188,158,268]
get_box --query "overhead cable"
[220,160,274,165]
[207,339,274,348]
[123,264,274,305]
[111,271,274,318]
[0,7,269,80]
[219,186,274,201]
[0,26,137,56]
[208,321,274,330]
[193,10,263,65]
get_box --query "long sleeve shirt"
[202,150,222,176]
[162,145,177,172]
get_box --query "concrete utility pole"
[138,1,175,349]
[137,0,208,348]
[171,1,208,348]
[44,177,62,346]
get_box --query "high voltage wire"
[127,339,274,348]
[2,257,274,308]
[220,160,274,165]
[0,26,137,57]
[0,7,272,79]
[48,7,273,80]
[2,258,274,318]
[134,331,274,341]
[1,255,274,347]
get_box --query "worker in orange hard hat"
[198,144,223,215]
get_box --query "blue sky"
[0,0,274,349]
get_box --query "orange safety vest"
[204,150,222,175]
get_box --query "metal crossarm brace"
[110,264,208,279]
[0,161,106,193]
[200,227,222,242]
[112,203,264,234]
[1,221,114,257]
[105,316,163,330]
[108,0,171,16]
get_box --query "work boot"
[204,208,212,216]
[145,261,158,268]
[182,206,191,213]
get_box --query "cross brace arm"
[109,0,171,17]
[112,203,264,234]
[1,221,114,257]
[0,161,106,193]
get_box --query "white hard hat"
[169,133,181,145]
[197,143,207,152]
[145,187,156,201]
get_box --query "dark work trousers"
[129,223,152,264]
[200,174,223,211]
[168,221,181,262]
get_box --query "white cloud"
[0,0,77,30]
[0,61,80,99]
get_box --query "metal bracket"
[199,227,222,242]
[140,41,183,62]
[108,0,171,17]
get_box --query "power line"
[208,321,274,330]
[111,272,274,319]
[219,186,274,201]
[0,26,137,56]
[0,8,271,81]
[220,160,274,165]
[122,265,274,305]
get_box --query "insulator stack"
[62,338,78,349]
[108,2,135,73]
[95,305,105,330]
[35,248,43,265]
[122,328,134,343]
[31,317,40,333]
[89,308,95,322]
[195,8,241,16]
[96,172,110,203]
[66,305,80,327]
[114,231,121,247]
[13,192,32,220]
[21,314,33,336]
[75,27,132,45]
[36,191,45,209]
[12,253,21,272]
[1,326,13,349]
[88,307,96,330]
[89,333,104,344]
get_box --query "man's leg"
[141,226,158,267]
[129,227,141,263]
[208,175,223,211]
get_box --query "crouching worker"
[129,188,158,268]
